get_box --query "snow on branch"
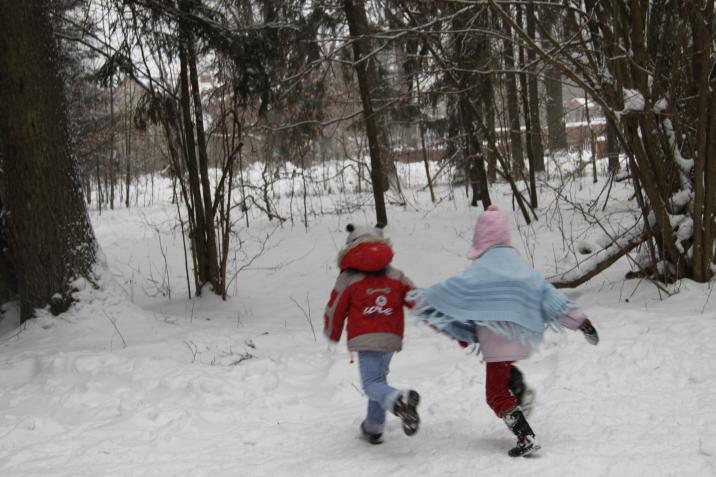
[661,116,694,182]
[622,89,645,112]
[548,226,647,289]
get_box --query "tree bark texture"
[583,0,714,281]
[451,6,492,208]
[125,92,132,209]
[515,5,538,208]
[606,120,620,173]
[500,12,525,172]
[187,33,222,294]
[179,43,211,293]
[525,1,545,172]
[541,0,568,153]
[343,0,388,225]
[545,69,567,152]
[0,0,98,320]
[177,1,225,296]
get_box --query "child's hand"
[579,319,599,346]
[325,340,339,354]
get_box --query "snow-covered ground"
[1,162,715,476]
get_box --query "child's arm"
[558,308,587,329]
[385,266,416,307]
[323,272,353,342]
[543,282,599,345]
[559,309,599,345]
[400,273,416,308]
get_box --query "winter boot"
[393,390,420,436]
[360,422,383,445]
[502,407,540,457]
[509,366,536,417]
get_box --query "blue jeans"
[358,351,401,435]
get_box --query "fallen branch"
[541,177,672,294]
[549,233,647,288]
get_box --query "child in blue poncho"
[408,205,599,457]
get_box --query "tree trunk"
[0,0,98,320]
[545,68,567,153]
[450,5,492,208]
[689,3,716,282]
[606,120,620,173]
[501,13,524,173]
[516,5,538,208]
[416,81,436,202]
[187,34,222,295]
[96,156,103,213]
[108,78,115,210]
[179,42,210,293]
[484,83,498,183]
[343,0,388,225]
[525,1,545,172]
[541,1,567,153]
[584,90,598,182]
[459,95,491,209]
[0,198,17,304]
[84,176,91,205]
[125,81,132,208]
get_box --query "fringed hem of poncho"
[407,288,565,348]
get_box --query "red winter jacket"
[323,237,414,352]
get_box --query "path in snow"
[1,182,715,476]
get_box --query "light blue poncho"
[408,246,577,347]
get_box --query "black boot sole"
[360,422,383,445]
[508,441,541,457]
[397,390,420,436]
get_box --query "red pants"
[485,361,518,417]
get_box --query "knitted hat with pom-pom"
[467,205,512,260]
[345,223,386,244]
[338,223,393,271]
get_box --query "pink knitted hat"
[467,204,512,260]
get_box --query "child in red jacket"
[324,223,419,444]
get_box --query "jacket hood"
[467,205,512,260]
[338,236,394,272]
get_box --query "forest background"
[2,0,714,317]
